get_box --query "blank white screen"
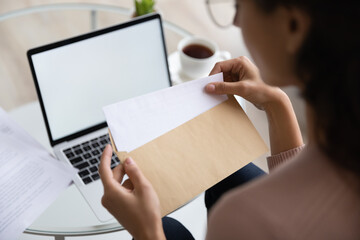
[31,19,170,141]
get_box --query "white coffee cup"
[178,36,231,79]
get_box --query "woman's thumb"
[205,81,243,96]
[124,157,148,188]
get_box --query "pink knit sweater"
[206,145,360,239]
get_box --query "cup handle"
[217,51,232,61]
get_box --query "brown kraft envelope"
[109,95,268,216]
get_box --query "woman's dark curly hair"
[254,0,360,176]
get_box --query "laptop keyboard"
[63,134,120,184]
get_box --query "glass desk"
[1,3,192,239]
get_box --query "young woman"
[99,0,360,239]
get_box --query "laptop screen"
[28,14,171,146]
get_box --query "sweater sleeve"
[267,145,305,172]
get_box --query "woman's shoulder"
[206,146,360,240]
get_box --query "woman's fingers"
[100,146,153,196]
[123,157,149,189]
[206,56,278,110]
[113,163,125,183]
[205,81,247,96]
[209,58,242,76]
[209,60,231,76]
[99,145,115,187]
[122,179,134,190]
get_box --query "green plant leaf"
[135,0,140,15]
[134,0,155,16]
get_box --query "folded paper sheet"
[104,74,268,216]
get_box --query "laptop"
[27,13,171,222]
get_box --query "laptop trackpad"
[78,180,114,222]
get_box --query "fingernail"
[125,157,134,165]
[206,84,215,92]
[106,144,111,150]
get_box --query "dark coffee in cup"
[182,44,214,59]
[178,37,230,78]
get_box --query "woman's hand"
[206,56,303,155]
[99,145,165,240]
[205,56,287,112]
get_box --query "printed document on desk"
[0,108,77,240]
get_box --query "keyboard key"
[79,169,90,177]
[90,158,98,165]
[92,150,100,156]
[92,142,100,148]
[81,141,89,146]
[75,162,90,170]
[65,152,75,159]
[73,144,80,149]
[74,149,83,155]
[84,153,91,159]
[100,135,107,139]
[91,173,100,181]
[64,148,72,153]
[83,145,91,151]
[83,177,92,184]
[70,157,83,165]
[100,139,108,145]
[89,166,98,173]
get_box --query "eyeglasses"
[205,0,237,28]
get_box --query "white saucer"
[168,51,231,85]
